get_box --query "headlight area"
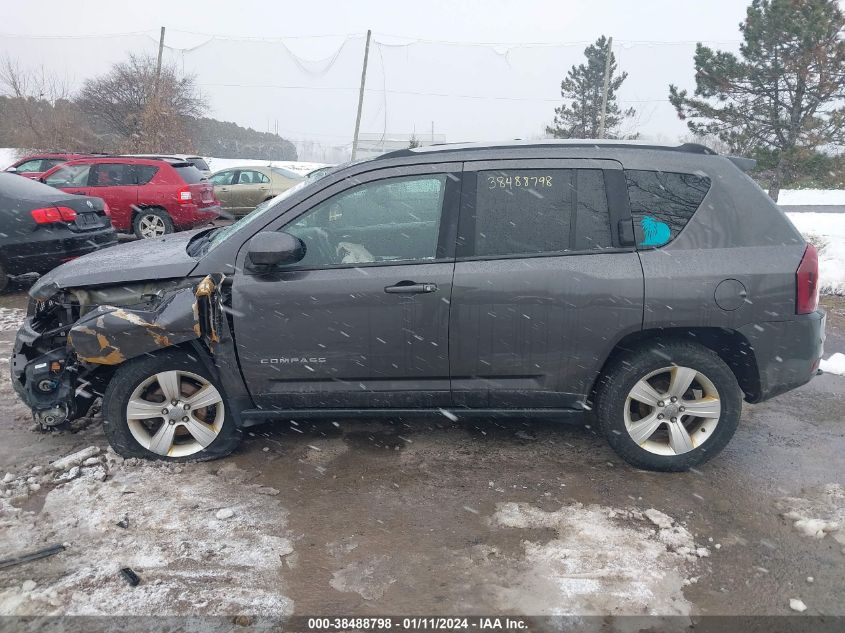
[11,276,224,430]
[12,293,92,428]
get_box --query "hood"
[31,230,203,300]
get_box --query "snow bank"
[786,212,845,296]
[205,157,328,176]
[779,190,845,206]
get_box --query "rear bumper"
[740,310,826,403]
[2,229,118,276]
[171,204,221,230]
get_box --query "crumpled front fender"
[67,274,224,365]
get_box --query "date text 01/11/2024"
[305,617,529,630]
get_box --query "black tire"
[102,349,242,461]
[595,340,742,472]
[132,208,174,239]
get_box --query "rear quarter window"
[625,170,711,247]
[173,164,205,184]
[135,165,159,185]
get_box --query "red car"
[41,157,221,239]
[5,153,96,180]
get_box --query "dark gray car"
[10,141,825,471]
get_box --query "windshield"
[203,178,312,252]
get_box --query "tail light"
[102,202,112,217]
[796,243,819,314]
[31,206,77,224]
[177,186,193,204]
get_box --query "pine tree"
[669,0,845,201]
[546,36,636,139]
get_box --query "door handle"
[384,281,437,294]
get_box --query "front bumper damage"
[11,274,227,428]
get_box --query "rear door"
[87,163,138,231]
[231,164,461,409]
[449,159,643,409]
[231,169,269,212]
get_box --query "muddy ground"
[0,283,843,622]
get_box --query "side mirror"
[5,167,16,173]
[246,232,306,268]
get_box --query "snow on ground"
[0,148,19,170]
[483,502,708,616]
[0,308,26,332]
[0,451,294,616]
[205,157,328,176]
[786,212,845,296]
[779,190,845,206]
[820,353,845,376]
[776,484,844,549]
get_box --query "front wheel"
[595,341,742,472]
[133,208,174,239]
[103,350,241,461]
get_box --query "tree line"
[0,54,297,161]
[546,0,845,200]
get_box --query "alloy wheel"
[126,370,224,457]
[623,365,721,456]
[138,214,167,238]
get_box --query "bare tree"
[0,56,91,151]
[77,54,206,152]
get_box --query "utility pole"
[598,36,613,139]
[351,29,372,162]
[155,27,166,88]
[431,121,434,145]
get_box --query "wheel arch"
[590,327,762,404]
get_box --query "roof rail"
[377,139,719,161]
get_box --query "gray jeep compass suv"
[11,141,825,471]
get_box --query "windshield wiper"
[187,227,220,257]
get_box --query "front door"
[449,159,644,409]
[232,165,461,409]
[210,170,237,215]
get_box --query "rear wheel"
[133,208,173,239]
[595,341,742,471]
[103,350,241,461]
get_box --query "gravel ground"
[0,287,842,622]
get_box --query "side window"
[285,174,448,268]
[238,170,264,184]
[89,163,133,187]
[255,171,270,184]
[40,159,66,171]
[14,159,45,172]
[210,171,235,186]
[467,168,612,257]
[135,165,159,185]
[45,164,91,187]
[625,170,711,247]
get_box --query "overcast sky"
[3,0,754,156]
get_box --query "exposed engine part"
[12,275,228,429]
[35,404,69,427]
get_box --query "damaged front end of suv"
[11,274,227,429]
